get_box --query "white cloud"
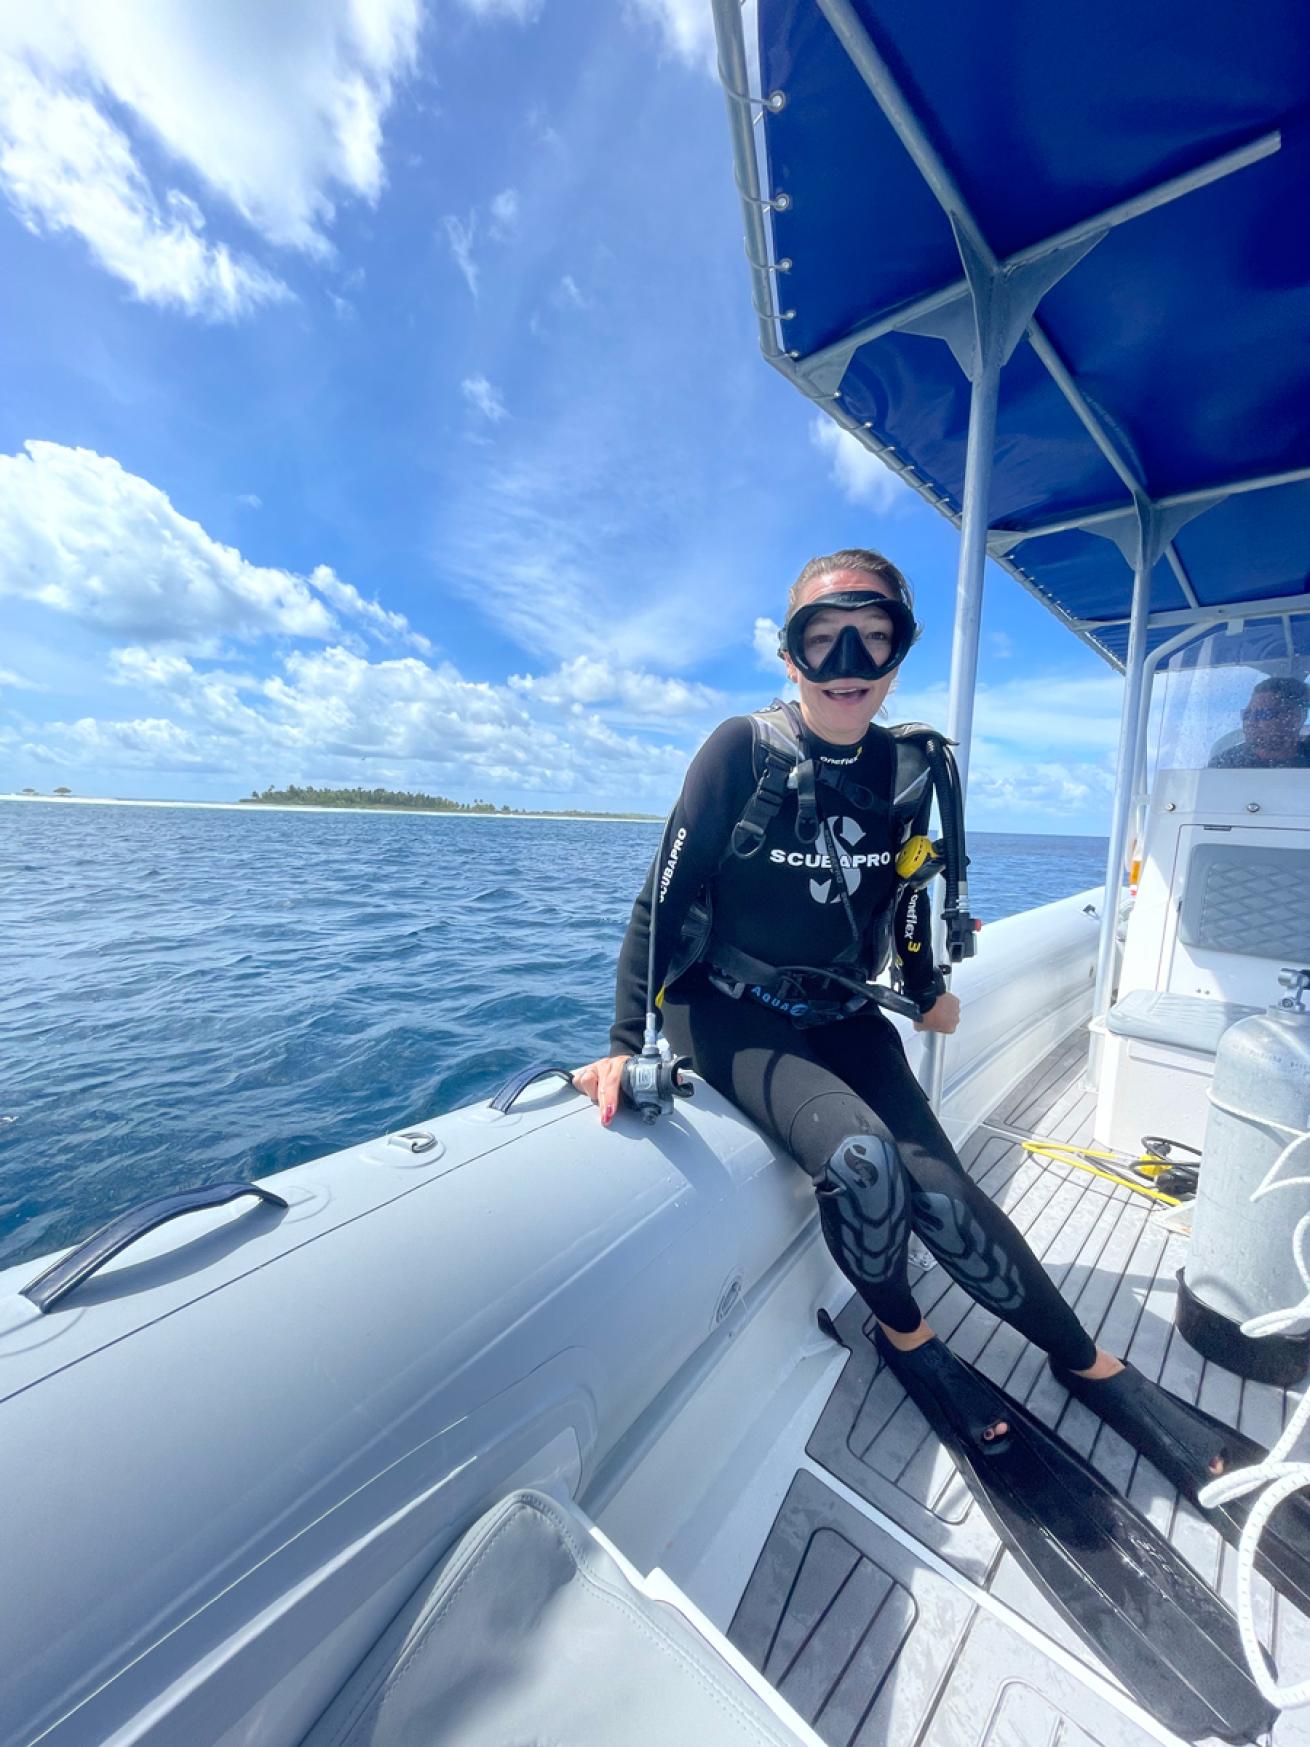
[889,669,1124,818]
[443,211,479,299]
[0,59,289,320]
[809,416,917,514]
[461,374,508,422]
[109,647,197,689]
[988,629,1015,659]
[508,655,722,718]
[236,492,262,509]
[0,440,430,654]
[555,272,588,310]
[753,616,781,669]
[627,0,717,71]
[0,1,420,279]
[0,667,42,692]
[526,103,562,152]
[446,189,521,295]
[893,672,1124,759]
[442,406,764,671]
[40,641,696,803]
[966,760,1118,816]
[25,714,217,772]
[488,186,519,236]
[310,565,433,654]
[455,0,543,18]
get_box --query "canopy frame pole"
[707,0,1126,676]
[710,0,787,364]
[796,127,1279,387]
[996,462,1310,548]
[1073,593,1310,634]
[1084,493,1220,1077]
[812,0,1203,613]
[1087,514,1155,1079]
[921,229,1084,1107]
[1079,471,1238,1082]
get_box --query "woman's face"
[783,569,901,740]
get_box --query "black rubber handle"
[20,1181,289,1313]
[863,983,928,1023]
[489,1064,578,1115]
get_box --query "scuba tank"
[1176,968,1310,1386]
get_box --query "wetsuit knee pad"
[823,1133,903,1196]
[908,1188,1027,1315]
[815,1134,910,1287]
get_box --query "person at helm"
[573,548,1124,1428]
[1208,676,1310,770]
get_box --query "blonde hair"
[786,548,914,619]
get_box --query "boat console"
[1094,644,1310,1157]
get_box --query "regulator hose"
[920,731,976,962]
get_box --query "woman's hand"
[913,992,960,1035]
[571,1054,632,1126]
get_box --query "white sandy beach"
[0,792,659,823]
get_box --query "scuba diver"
[571,550,1310,1727]
[573,548,1132,1445]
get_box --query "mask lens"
[786,593,916,681]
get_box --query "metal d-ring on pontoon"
[710,0,1310,1108]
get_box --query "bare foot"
[880,1320,1008,1443]
[1068,1349,1223,1475]
[1070,1347,1125,1382]
[878,1319,935,1354]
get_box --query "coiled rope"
[1193,1094,1310,1708]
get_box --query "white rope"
[1193,1094,1310,1708]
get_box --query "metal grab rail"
[20,1182,289,1313]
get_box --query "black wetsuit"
[611,713,1097,1370]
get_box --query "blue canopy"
[734,0,1310,668]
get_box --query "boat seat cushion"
[1106,989,1260,1055]
[300,1488,807,1747]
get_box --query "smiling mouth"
[824,685,871,700]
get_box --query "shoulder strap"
[728,700,803,858]
[731,701,902,857]
[887,721,936,831]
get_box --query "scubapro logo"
[767,816,890,904]
[658,827,687,903]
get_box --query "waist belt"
[705,938,871,1027]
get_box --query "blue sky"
[0,0,1122,831]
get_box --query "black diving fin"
[876,1330,1276,1743]
[1055,1357,1310,1619]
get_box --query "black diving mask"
[780,591,919,683]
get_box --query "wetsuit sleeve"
[610,716,756,1055]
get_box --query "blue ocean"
[0,800,1107,1270]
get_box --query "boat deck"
[601,1029,1309,1747]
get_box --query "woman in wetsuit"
[573,547,1124,1431]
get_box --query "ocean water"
[0,801,1107,1270]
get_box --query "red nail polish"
[603,1104,614,1124]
